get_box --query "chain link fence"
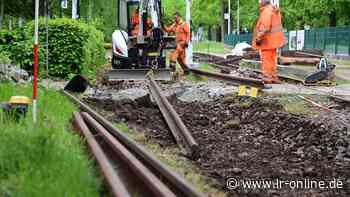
[224,26,350,56]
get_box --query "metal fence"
[224,26,350,55]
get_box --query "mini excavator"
[108,0,176,81]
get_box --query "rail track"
[148,77,199,158]
[64,90,205,197]
[331,95,350,104]
[193,52,305,85]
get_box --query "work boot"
[169,61,177,72]
[179,63,190,75]
[272,78,282,84]
[263,84,273,89]
[263,78,273,84]
[170,72,179,81]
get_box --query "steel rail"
[82,112,176,197]
[62,90,205,197]
[148,77,199,159]
[189,68,265,88]
[330,95,350,104]
[72,112,131,197]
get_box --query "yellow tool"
[1,96,31,121]
[238,85,259,98]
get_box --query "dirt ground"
[85,94,350,197]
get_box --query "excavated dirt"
[85,96,350,197]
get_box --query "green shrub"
[1,19,105,78]
[0,51,11,64]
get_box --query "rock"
[223,118,241,130]
[232,167,243,174]
[0,64,29,83]
[238,152,249,158]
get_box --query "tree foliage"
[2,0,350,37]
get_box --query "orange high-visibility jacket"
[164,21,190,43]
[131,13,152,36]
[252,4,286,50]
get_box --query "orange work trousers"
[170,42,188,71]
[260,49,279,83]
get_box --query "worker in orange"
[163,12,191,77]
[131,7,152,36]
[252,0,286,84]
[131,7,140,36]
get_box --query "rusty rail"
[72,112,130,197]
[148,77,199,159]
[81,112,176,197]
[62,90,205,197]
[190,68,265,88]
[330,95,350,104]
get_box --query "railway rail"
[189,68,266,88]
[194,52,305,85]
[148,76,199,158]
[63,90,205,197]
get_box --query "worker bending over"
[252,0,285,84]
[164,12,191,78]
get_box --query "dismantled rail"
[63,90,205,197]
[190,68,266,88]
[331,95,350,104]
[73,112,131,197]
[148,77,199,159]
[78,112,177,197]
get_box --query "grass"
[193,41,232,54]
[0,83,101,197]
[276,95,312,116]
[330,59,350,67]
[184,63,218,82]
[115,122,225,197]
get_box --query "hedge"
[0,18,105,78]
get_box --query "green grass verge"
[115,122,225,196]
[329,59,350,67]
[0,83,101,197]
[193,41,232,54]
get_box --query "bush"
[1,18,105,78]
[0,51,11,64]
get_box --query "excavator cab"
[109,0,175,81]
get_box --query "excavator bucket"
[105,68,171,81]
[64,75,89,93]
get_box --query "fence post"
[335,29,338,55]
[312,30,317,49]
[323,28,327,52]
[348,28,350,55]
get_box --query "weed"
[0,83,101,196]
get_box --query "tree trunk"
[329,10,337,27]
[0,0,4,29]
[45,0,50,75]
[220,0,225,42]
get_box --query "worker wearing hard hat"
[252,0,285,84]
[163,12,191,78]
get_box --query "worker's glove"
[256,39,262,46]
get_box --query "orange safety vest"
[165,21,190,43]
[252,4,286,50]
[131,13,153,36]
